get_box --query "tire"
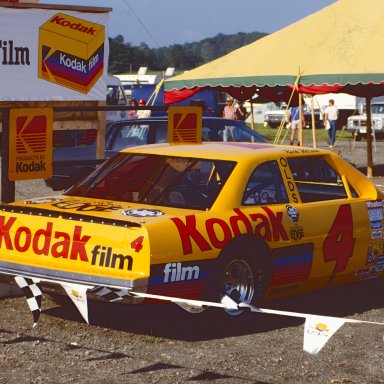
[355,133,362,141]
[204,235,272,317]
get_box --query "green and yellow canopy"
[165,0,384,103]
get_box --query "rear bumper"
[0,260,148,289]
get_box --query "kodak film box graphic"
[38,13,105,94]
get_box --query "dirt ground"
[1,139,384,384]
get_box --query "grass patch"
[248,123,353,146]
[143,334,164,344]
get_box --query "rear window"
[287,156,352,202]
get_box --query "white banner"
[303,315,346,356]
[61,282,93,324]
[0,7,109,101]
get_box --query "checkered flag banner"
[91,286,131,302]
[14,276,42,328]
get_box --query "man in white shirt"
[324,99,338,148]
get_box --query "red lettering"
[51,231,70,258]
[32,222,53,255]
[50,16,96,35]
[206,218,232,248]
[14,226,31,252]
[0,216,16,250]
[70,226,90,261]
[250,213,272,240]
[323,204,355,273]
[51,15,64,25]
[171,216,212,255]
[262,207,288,241]
[229,208,253,236]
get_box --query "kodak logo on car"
[0,215,137,275]
[38,13,105,93]
[0,216,90,261]
[171,207,289,255]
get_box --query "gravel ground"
[1,139,384,384]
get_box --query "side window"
[222,125,237,141]
[242,161,289,205]
[154,122,168,143]
[111,124,149,151]
[288,156,350,203]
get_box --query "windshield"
[67,153,236,210]
[371,104,384,114]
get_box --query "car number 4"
[323,204,355,273]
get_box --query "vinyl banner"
[0,7,109,101]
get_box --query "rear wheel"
[205,237,272,317]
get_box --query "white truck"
[263,102,323,129]
[347,102,384,140]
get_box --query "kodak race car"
[1,141,384,321]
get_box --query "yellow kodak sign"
[168,106,202,144]
[9,108,53,181]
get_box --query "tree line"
[108,31,267,74]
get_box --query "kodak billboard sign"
[9,108,53,181]
[38,13,105,94]
[168,106,202,144]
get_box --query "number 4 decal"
[323,204,355,273]
[131,236,144,252]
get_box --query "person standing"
[128,99,138,119]
[235,100,247,121]
[222,97,237,119]
[137,99,151,118]
[324,99,339,148]
[289,104,305,146]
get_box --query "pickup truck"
[347,102,384,140]
[264,103,323,129]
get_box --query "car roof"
[120,142,328,161]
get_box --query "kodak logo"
[50,15,97,35]
[0,216,90,261]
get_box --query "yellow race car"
[1,142,383,318]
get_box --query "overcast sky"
[40,0,337,47]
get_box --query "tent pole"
[299,95,303,146]
[250,100,255,130]
[366,97,373,177]
[311,95,317,148]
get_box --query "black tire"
[204,235,272,317]
[355,133,362,141]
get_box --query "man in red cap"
[137,99,151,118]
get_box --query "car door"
[282,155,381,292]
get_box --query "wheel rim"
[220,259,255,315]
